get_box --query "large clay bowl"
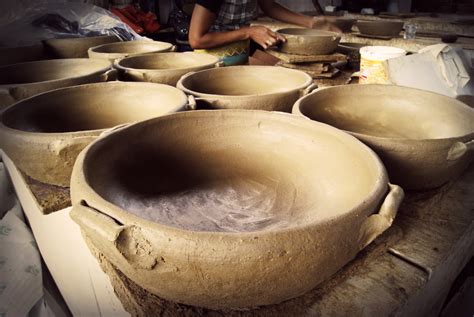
[0,58,114,110]
[0,82,188,187]
[176,66,314,112]
[43,35,121,58]
[88,40,174,62]
[70,110,403,309]
[115,52,220,86]
[277,28,341,55]
[332,17,356,32]
[293,84,474,190]
[356,20,404,37]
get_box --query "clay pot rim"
[293,84,474,143]
[114,52,220,72]
[0,81,188,136]
[89,40,173,55]
[177,66,313,99]
[356,20,404,25]
[73,109,390,237]
[0,58,112,87]
[277,28,341,39]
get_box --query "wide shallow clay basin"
[115,52,220,85]
[177,65,313,112]
[43,35,121,58]
[0,58,112,109]
[277,28,341,55]
[293,84,474,190]
[88,40,173,62]
[356,20,404,37]
[70,110,403,309]
[0,82,188,187]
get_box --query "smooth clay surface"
[176,65,313,112]
[88,40,173,62]
[0,58,113,109]
[0,82,188,186]
[70,110,403,309]
[293,84,474,189]
[115,52,220,86]
[277,28,341,55]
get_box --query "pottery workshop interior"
[1,0,474,315]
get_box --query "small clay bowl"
[277,28,341,55]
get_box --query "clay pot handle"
[169,45,177,52]
[186,95,197,110]
[446,140,474,161]
[70,201,124,242]
[300,83,319,97]
[100,68,118,82]
[214,61,225,68]
[357,183,404,250]
[0,88,15,108]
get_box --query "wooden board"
[266,50,348,63]
[276,61,328,73]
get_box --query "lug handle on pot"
[71,201,124,242]
[215,61,225,68]
[169,45,177,52]
[358,183,404,250]
[300,83,318,97]
[186,95,197,110]
[447,140,474,161]
[100,68,118,82]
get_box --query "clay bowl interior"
[277,28,341,55]
[43,35,121,58]
[178,66,311,96]
[116,52,219,71]
[90,40,172,56]
[295,85,474,140]
[0,58,110,85]
[1,82,187,133]
[333,18,356,32]
[84,111,384,233]
[356,20,404,37]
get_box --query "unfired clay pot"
[356,20,404,37]
[0,58,114,110]
[0,82,189,187]
[292,84,474,190]
[114,52,221,86]
[333,17,356,32]
[70,110,404,309]
[176,66,315,112]
[43,35,121,58]
[277,28,341,55]
[88,40,174,62]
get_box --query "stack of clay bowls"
[70,110,403,309]
[293,84,474,190]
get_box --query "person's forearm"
[259,2,314,28]
[189,28,250,49]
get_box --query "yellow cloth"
[194,40,249,65]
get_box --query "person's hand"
[309,16,341,33]
[246,26,286,49]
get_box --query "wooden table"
[13,156,474,317]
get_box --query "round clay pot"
[0,82,189,187]
[293,84,474,190]
[332,17,356,32]
[356,20,404,37]
[88,40,174,62]
[43,35,121,58]
[70,110,404,309]
[276,28,341,55]
[176,66,315,112]
[0,58,114,110]
[114,52,221,86]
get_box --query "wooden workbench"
[17,157,474,317]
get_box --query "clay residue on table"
[22,171,71,214]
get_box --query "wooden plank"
[276,61,328,72]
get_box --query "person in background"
[189,0,339,65]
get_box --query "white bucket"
[359,46,406,84]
